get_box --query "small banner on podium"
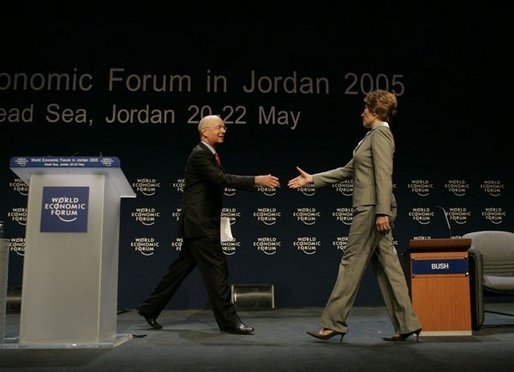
[40,186,89,232]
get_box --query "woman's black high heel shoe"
[306,329,345,342]
[382,328,422,342]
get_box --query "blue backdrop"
[1,4,511,309]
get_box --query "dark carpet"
[2,303,514,371]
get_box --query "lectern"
[408,238,472,336]
[6,156,136,348]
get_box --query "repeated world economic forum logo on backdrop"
[40,186,89,232]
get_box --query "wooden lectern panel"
[409,238,472,252]
[409,239,472,336]
[411,252,471,334]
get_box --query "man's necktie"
[214,152,222,167]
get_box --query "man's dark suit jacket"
[178,142,255,240]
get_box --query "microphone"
[435,205,452,238]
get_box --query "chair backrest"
[463,230,514,277]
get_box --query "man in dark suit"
[137,115,280,335]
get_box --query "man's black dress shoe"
[222,321,255,335]
[136,307,163,330]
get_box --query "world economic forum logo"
[40,186,89,232]
[408,179,433,197]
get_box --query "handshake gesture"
[255,166,312,189]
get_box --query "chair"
[463,230,514,330]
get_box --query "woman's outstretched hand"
[287,166,313,189]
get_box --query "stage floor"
[2,303,514,371]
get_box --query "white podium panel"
[4,156,136,348]
[0,239,9,343]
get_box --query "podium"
[4,156,136,348]
[408,238,472,336]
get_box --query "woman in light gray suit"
[288,90,421,342]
